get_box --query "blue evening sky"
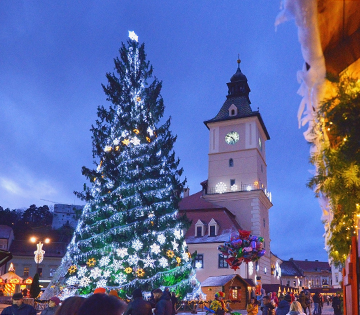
[0,1,328,261]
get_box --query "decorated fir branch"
[308,75,360,264]
[42,31,200,299]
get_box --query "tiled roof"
[0,225,13,239]
[10,240,67,257]
[291,260,331,273]
[179,191,222,210]
[280,260,304,277]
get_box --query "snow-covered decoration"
[128,31,138,42]
[159,257,169,268]
[143,254,155,269]
[116,248,128,258]
[132,239,143,251]
[99,256,110,267]
[157,234,166,245]
[215,182,227,194]
[150,243,161,254]
[276,0,328,251]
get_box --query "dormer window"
[228,104,238,117]
[195,219,205,237]
[208,218,219,236]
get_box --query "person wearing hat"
[275,294,291,315]
[209,292,228,315]
[94,287,107,294]
[40,296,61,315]
[123,288,152,315]
[0,292,36,315]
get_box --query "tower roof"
[204,59,270,140]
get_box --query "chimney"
[183,187,190,198]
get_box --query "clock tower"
[203,59,273,283]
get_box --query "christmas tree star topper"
[128,31,138,42]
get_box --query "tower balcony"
[207,182,272,202]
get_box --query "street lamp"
[30,237,50,276]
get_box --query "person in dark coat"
[332,293,342,315]
[123,288,152,315]
[170,292,178,315]
[1,293,36,315]
[40,296,60,315]
[275,294,291,315]
[78,293,126,315]
[153,288,173,315]
[261,295,275,315]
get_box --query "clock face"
[225,131,239,145]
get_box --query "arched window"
[229,158,233,167]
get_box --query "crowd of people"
[249,289,343,315]
[0,287,178,315]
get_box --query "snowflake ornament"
[99,256,110,267]
[131,136,140,145]
[90,267,102,279]
[113,260,123,271]
[174,229,182,240]
[171,240,179,251]
[157,234,166,244]
[143,254,155,268]
[116,248,128,258]
[77,266,88,278]
[132,239,143,251]
[103,270,111,278]
[159,257,168,268]
[66,276,78,286]
[97,279,107,288]
[182,251,190,262]
[128,254,139,266]
[147,127,154,136]
[150,243,161,254]
[79,277,91,287]
[114,273,127,284]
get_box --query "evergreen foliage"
[308,76,360,263]
[47,34,198,299]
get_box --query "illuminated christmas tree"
[44,31,199,299]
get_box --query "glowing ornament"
[79,277,91,287]
[34,242,45,264]
[136,97,141,102]
[231,184,238,192]
[68,265,77,275]
[115,273,126,284]
[128,254,139,265]
[150,243,161,254]
[125,267,132,274]
[132,239,143,251]
[116,248,128,258]
[176,257,181,264]
[115,146,120,151]
[147,127,154,136]
[195,262,202,269]
[97,279,107,288]
[136,268,145,277]
[113,139,120,145]
[90,267,102,279]
[143,254,155,268]
[133,128,140,134]
[128,31,138,42]
[146,137,151,142]
[104,146,112,152]
[215,182,227,194]
[122,139,130,146]
[159,257,168,268]
[182,251,189,262]
[166,250,174,258]
[131,136,140,145]
[86,258,96,267]
[99,256,110,267]
[157,234,166,244]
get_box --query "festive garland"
[308,75,360,263]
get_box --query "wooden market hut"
[0,263,24,296]
[201,274,255,310]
